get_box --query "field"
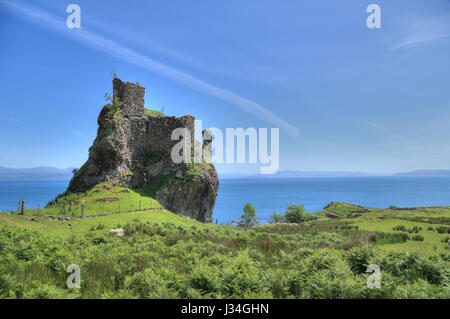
[0,187,449,299]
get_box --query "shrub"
[393,225,407,232]
[285,204,312,223]
[408,226,421,234]
[411,235,424,241]
[435,226,450,234]
[344,246,375,274]
[189,267,217,294]
[376,232,409,245]
[270,211,285,223]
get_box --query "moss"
[183,161,200,182]
[144,108,165,118]
[137,173,176,197]
[144,149,165,167]
[122,170,134,177]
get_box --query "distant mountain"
[394,170,450,177]
[0,166,74,180]
[254,170,372,178]
[221,169,450,179]
[221,170,372,179]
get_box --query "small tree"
[271,210,285,223]
[284,204,308,223]
[104,93,123,117]
[239,203,258,228]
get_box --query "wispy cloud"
[390,14,450,51]
[0,0,300,136]
[0,114,23,123]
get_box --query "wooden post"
[69,201,73,212]
[81,203,85,219]
[21,200,25,215]
[139,201,141,211]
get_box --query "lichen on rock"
[67,77,219,222]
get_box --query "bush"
[408,226,421,234]
[270,211,285,223]
[376,232,409,245]
[411,235,424,241]
[344,246,375,274]
[435,226,450,234]
[285,204,312,223]
[189,267,218,295]
[393,225,407,232]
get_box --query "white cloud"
[0,0,300,137]
[390,14,450,51]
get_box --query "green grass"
[347,213,449,254]
[144,107,165,117]
[25,182,167,217]
[1,192,449,299]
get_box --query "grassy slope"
[0,210,194,239]
[314,202,450,254]
[1,190,449,298]
[23,181,168,217]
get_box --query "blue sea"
[0,180,69,212]
[1,177,450,223]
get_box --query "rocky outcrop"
[67,77,219,222]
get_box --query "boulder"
[109,228,124,237]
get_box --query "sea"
[1,177,450,223]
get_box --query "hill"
[394,170,450,176]
[0,166,73,181]
[0,193,449,298]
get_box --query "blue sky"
[0,0,449,175]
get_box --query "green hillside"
[0,187,449,299]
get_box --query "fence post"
[139,201,141,211]
[21,200,25,215]
[69,201,73,213]
[81,203,85,219]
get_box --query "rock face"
[67,77,219,222]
